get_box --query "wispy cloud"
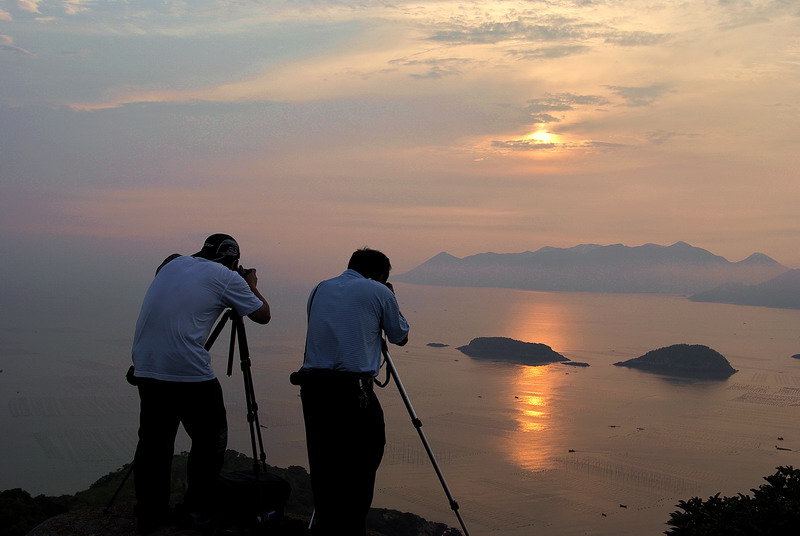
[603,30,671,47]
[506,45,590,59]
[388,57,475,79]
[605,84,673,107]
[427,18,591,45]
[16,0,43,14]
[646,130,700,145]
[717,0,800,30]
[491,138,627,151]
[63,0,90,16]
[0,35,35,56]
[0,9,12,21]
[525,93,610,123]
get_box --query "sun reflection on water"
[505,365,567,470]
[505,292,574,353]
[501,293,574,470]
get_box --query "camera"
[238,266,255,277]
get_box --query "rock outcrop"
[614,344,737,379]
[457,337,569,365]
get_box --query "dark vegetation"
[666,466,800,535]
[2,450,460,536]
[0,488,70,536]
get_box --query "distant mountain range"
[395,242,791,298]
[689,269,800,309]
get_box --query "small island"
[456,337,569,365]
[614,344,737,380]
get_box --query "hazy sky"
[2,0,799,287]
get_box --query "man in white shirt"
[130,234,270,534]
[298,248,409,536]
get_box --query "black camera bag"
[216,469,291,534]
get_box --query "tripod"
[205,309,268,475]
[106,309,268,515]
[380,340,471,536]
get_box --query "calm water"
[2,283,800,535]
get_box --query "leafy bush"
[0,488,70,536]
[666,466,800,535]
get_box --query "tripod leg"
[104,460,134,514]
[232,314,268,471]
[382,343,471,536]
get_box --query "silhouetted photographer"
[129,234,270,534]
[293,248,409,536]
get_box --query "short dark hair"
[348,248,391,282]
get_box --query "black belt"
[290,368,375,388]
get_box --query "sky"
[1,0,799,295]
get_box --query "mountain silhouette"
[689,269,800,309]
[395,242,787,295]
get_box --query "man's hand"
[238,266,258,289]
[238,266,270,324]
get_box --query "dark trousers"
[134,378,228,518]
[301,376,386,536]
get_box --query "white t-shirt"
[132,256,263,382]
[303,269,410,375]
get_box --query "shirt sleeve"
[381,291,410,344]
[224,272,265,317]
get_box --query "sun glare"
[528,130,555,144]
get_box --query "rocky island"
[613,344,737,380]
[457,337,569,365]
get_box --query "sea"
[2,283,799,536]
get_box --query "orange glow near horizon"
[504,293,575,355]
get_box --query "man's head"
[348,247,392,283]
[193,233,240,269]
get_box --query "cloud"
[647,130,700,145]
[0,9,12,21]
[507,45,590,59]
[603,31,671,47]
[525,92,610,123]
[492,139,558,151]
[491,138,627,151]
[717,0,799,30]
[0,35,35,56]
[16,0,42,13]
[63,1,90,16]
[424,12,670,50]
[388,57,474,79]
[427,18,590,45]
[604,84,673,107]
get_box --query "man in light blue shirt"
[299,248,409,536]
[130,234,270,534]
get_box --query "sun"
[528,130,555,144]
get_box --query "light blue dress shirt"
[304,269,410,375]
